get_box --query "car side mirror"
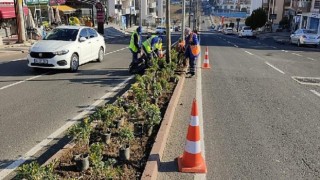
[79,37,87,42]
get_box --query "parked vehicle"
[224,27,233,35]
[290,29,320,47]
[238,26,254,38]
[155,26,166,34]
[27,26,106,72]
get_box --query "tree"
[245,8,267,30]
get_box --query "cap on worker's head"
[185,27,191,35]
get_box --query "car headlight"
[53,50,69,55]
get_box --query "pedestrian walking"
[129,26,142,64]
[184,27,200,76]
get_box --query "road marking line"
[292,53,302,57]
[105,47,128,55]
[0,76,133,179]
[244,51,253,55]
[11,58,24,62]
[265,61,285,74]
[195,33,206,180]
[0,73,48,90]
[281,50,288,53]
[307,57,315,61]
[234,45,238,48]
[310,90,320,97]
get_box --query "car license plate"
[34,59,48,64]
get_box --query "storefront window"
[309,17,319,32]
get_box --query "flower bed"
[16,50,184,179]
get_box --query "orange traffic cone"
[202,47,211,69]
[177,99,207,173]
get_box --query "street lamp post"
[166,0,171,62]
[182,0,185,40]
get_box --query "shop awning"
[52,5,76,14]
[0,6,29,19]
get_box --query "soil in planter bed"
[52,81,177,179]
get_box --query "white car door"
[292,30,300,43]
[88,28,101,60]
[78,28,92,64]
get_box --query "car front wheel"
[97,47,104,62]
[70,53,79,72]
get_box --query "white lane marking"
[0,58,24,65]
[0,76,133,179]
[265,61,285,74]
[310,90,320,97]
[244,51,253,55]
[11,58,24,62]
[307,57,315,61]
[0,47,128,91]
[0,73,48,90]
[292,53,302,57]
[195,24,206,180]
[281,50,288,53]
[195,51,206,180]
[105,47,128,55]
[234,45,238,48]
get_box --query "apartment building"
[297,0,320,33]
[108,0,164,28]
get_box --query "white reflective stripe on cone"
[185,140,201,154]
[204,59,209,63]
[190,115,199,126]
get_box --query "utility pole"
[182,0,185,40]
[17,0,26,43]
[165,0,171,62]
[189,0,192,27]
[139,0,142,27]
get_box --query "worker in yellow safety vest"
[128,26,142,63]
[142,34,162,64]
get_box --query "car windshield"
[243,27,251,30]
[44,28,79,41]
[302,29,317,34]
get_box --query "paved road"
[159,15,320,179]
[0,33,180,178]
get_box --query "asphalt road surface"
[0,33,180,179]
[158,15,320,180]
[200,17,320,179]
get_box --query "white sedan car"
[290,29,320,47]
[28,26,106,72]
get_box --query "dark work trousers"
[189,57,196,73]
[130,49,138,63]
[185,47,197,74]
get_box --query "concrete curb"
[141,74,186,180]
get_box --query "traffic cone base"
[178,154,207,173]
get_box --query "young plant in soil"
[16,160,58,180]
[89,142,104,173]
[152,81,163,105]
[118,126,134,161]
[143,102,161,136]
[67,118,92,147]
